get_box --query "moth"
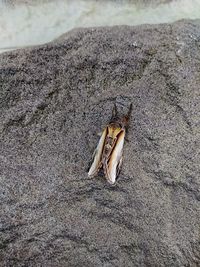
[88,103,132,184]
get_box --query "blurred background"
[0,0,200,53]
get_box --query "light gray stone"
[2,0,174,7]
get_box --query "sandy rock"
[0,20,200,266]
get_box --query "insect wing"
[88,127,108,177]
[106,129,125,184]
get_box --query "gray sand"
[0,20,200,266]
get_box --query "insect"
[88,103,132,184]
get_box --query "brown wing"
[105,129,125,184]
[88,127,108,177]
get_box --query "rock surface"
[0,20,200,267]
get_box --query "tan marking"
[107,125,121,139]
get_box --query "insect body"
[88,103,132,184]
